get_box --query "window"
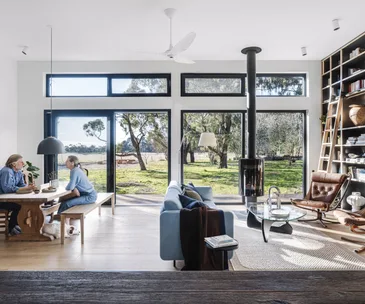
[181,74,245,96]
[111,74,171,96]
[255,74,306,96]
[46,74,171,97]
[46,75,108,97]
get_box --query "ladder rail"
[318,88,344,172]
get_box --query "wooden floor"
[1,271,365,303]
[0,196,364,271]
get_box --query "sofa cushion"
[179,194,201,208]
[182,183,203,200]
[183,188,203,201]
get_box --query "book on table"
[204,234,238,249]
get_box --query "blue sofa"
[160,181,234,261]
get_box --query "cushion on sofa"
[182,183,203,200]
[183,188,203,201]
[179,194,202,208]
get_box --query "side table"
[205,243,238,270]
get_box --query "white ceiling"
[1,0,365,61]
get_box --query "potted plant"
[24,161,40,193]
[319,115,326,125]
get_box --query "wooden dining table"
[0,185,70,241]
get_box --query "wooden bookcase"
[321,32,365,205]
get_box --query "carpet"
[231,211,365,271]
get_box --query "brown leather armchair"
[291,172,351,227]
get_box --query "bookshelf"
[321,32,365,206]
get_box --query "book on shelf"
[204,234,238,249]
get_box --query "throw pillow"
[184,188,203,201]
[179,194,201,208]
[182,182,203,201]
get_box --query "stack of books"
[349,47,365,59]
[346,137,358,145]
[357,134,365,145]
[204,235,238,249]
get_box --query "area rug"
[231,211,365,271]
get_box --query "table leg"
[262,219,275,243]
[8,201,52,241]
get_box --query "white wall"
[17,60,321,190]
[0,58,17,165]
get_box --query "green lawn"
[58,160,303,195]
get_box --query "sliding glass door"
[114,111,170,195]
[181,111,244,196]
[56,115,109,192]
[256,111,306,199]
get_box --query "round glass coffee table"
[248,204,306,243]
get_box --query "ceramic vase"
[349,104,365,126]
[346,192,365,212]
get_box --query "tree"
[83,119,107,142]
[256,76,304,96]
[117,113,150,170]
[147,113,169,159]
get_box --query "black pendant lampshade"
[37,136,65,155]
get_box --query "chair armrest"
[195,186,213,201]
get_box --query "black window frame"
[255,73,307,97]
[46,73,172,97]
[180,73,307,97]
[181,73,246,97]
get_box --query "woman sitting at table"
[0,154,35,235]
[57,155,97,227]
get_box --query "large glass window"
[46,74,171,97]
[46,75,108,97]
[181,73,306,97]
[181,74,245,96]
[111,75,170,96]
[256,74,306,96]
[181,111,244,197]
[56,116,108,192]
[256,111,306,199]
[114,111,170,196]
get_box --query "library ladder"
[318,91,344,172]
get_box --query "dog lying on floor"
[42,221,80,240]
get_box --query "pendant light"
[37,26,65,155]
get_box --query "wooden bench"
[60,193,115,245]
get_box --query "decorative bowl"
[270,209,290,218]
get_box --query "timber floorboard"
[0,271,365,303]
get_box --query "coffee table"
[248,204,306,243]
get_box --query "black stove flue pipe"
[239,47,264,205]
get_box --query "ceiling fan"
[161,8,196,64]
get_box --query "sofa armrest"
[195,186,213,201]
[160,210,234,261]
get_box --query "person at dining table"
[56,155,97,228]
[0,154,35,235]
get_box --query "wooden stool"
[0,210,9,238]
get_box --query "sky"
[57,116,128,147]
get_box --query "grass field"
[58,160,303,195]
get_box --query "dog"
[42,221,79,240]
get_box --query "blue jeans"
[57,190,98,214]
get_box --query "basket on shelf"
[349,104,365,126]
